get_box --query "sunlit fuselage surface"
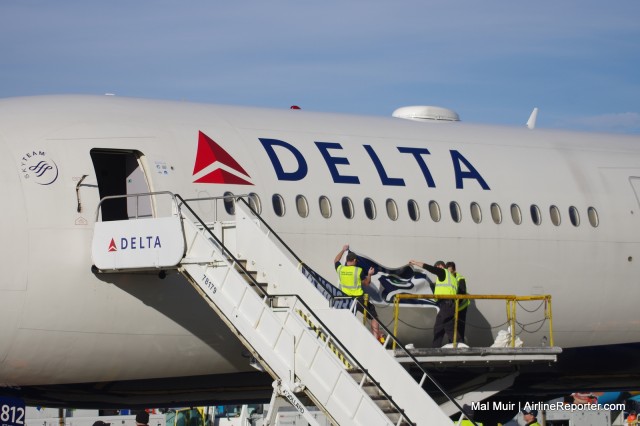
[0,95,638,405]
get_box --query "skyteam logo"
[20,150,59,185]
[192,131,253,185]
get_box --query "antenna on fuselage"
[526,107,539,129]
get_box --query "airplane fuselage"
[1,95,639,403]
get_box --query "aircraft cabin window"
[364,197,377,220]
[223,191,235,215]
[296,195,309,218]
[408,199,420,222]
[490,203,502,224]
[569,206,580,227]
[272,194,285,217]
[342,197,354,219]
[450,201,461,223]
[248,193,262,215]
[429,200,441,222]
[550,205,561,226]
[319,196,332,219]
[470,202,482,224]
[530,204,542,225]
[510,204,522,225]
[386,199,399,221]
[588,207,599,227]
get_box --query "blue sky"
[1,1,639,133]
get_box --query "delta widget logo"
[192,131,253,185]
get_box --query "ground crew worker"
[335,245,383,342]
[447,261,469,344]
[522,409,541,426]
[409,259,458,347]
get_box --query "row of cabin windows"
[223,192,600,228]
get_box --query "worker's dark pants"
[457,307,468,343]
[433,300,455,347]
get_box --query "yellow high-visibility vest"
[435,269,458,296]
[337,265,364,296]
[456,273,470,311]
[459,420,483,426]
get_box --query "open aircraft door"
[90,149,186,270]
[90,149,154,221]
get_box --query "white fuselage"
[0,95,638,389]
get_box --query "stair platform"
[392,346,561,366]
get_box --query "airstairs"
[91,192,462,426]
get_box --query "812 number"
[1,404,25,425]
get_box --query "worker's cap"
[522,409,538,416]
[135,411,150,424]
[93,422,110,426]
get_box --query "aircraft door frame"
[90,149,155,221]
[630,177,640,210]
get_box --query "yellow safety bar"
[392,294,553,350]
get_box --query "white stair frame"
[230,200,454,425]
[180,217,406,425]
[92,194,459,426]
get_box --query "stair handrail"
[93,192,470,423]
[273,294,416,426]
[94,191,178,221]
[99,192,466,422]
[340,297,473,423]
[176,194,270,299]
[175,194,415,425]
[235,197,304,264]
[232,195,469,423]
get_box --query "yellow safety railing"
[391,294,553,349]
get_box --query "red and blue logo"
[192,131,490,190]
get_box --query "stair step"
[348,370,379,385]
[232,263,268,288]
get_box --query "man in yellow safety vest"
[522,409,541,426]
[447,261,469,344]
[335,245,383,342]
[409,259,458,347]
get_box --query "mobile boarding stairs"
[90,192,550,426]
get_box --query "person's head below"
[135,411,150,426]
[93,422,110,426]
[522,409,538,420]
[346,252,358,265]
[446,261,456,273]
[461,404,474,420]
[435,260,446,269]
